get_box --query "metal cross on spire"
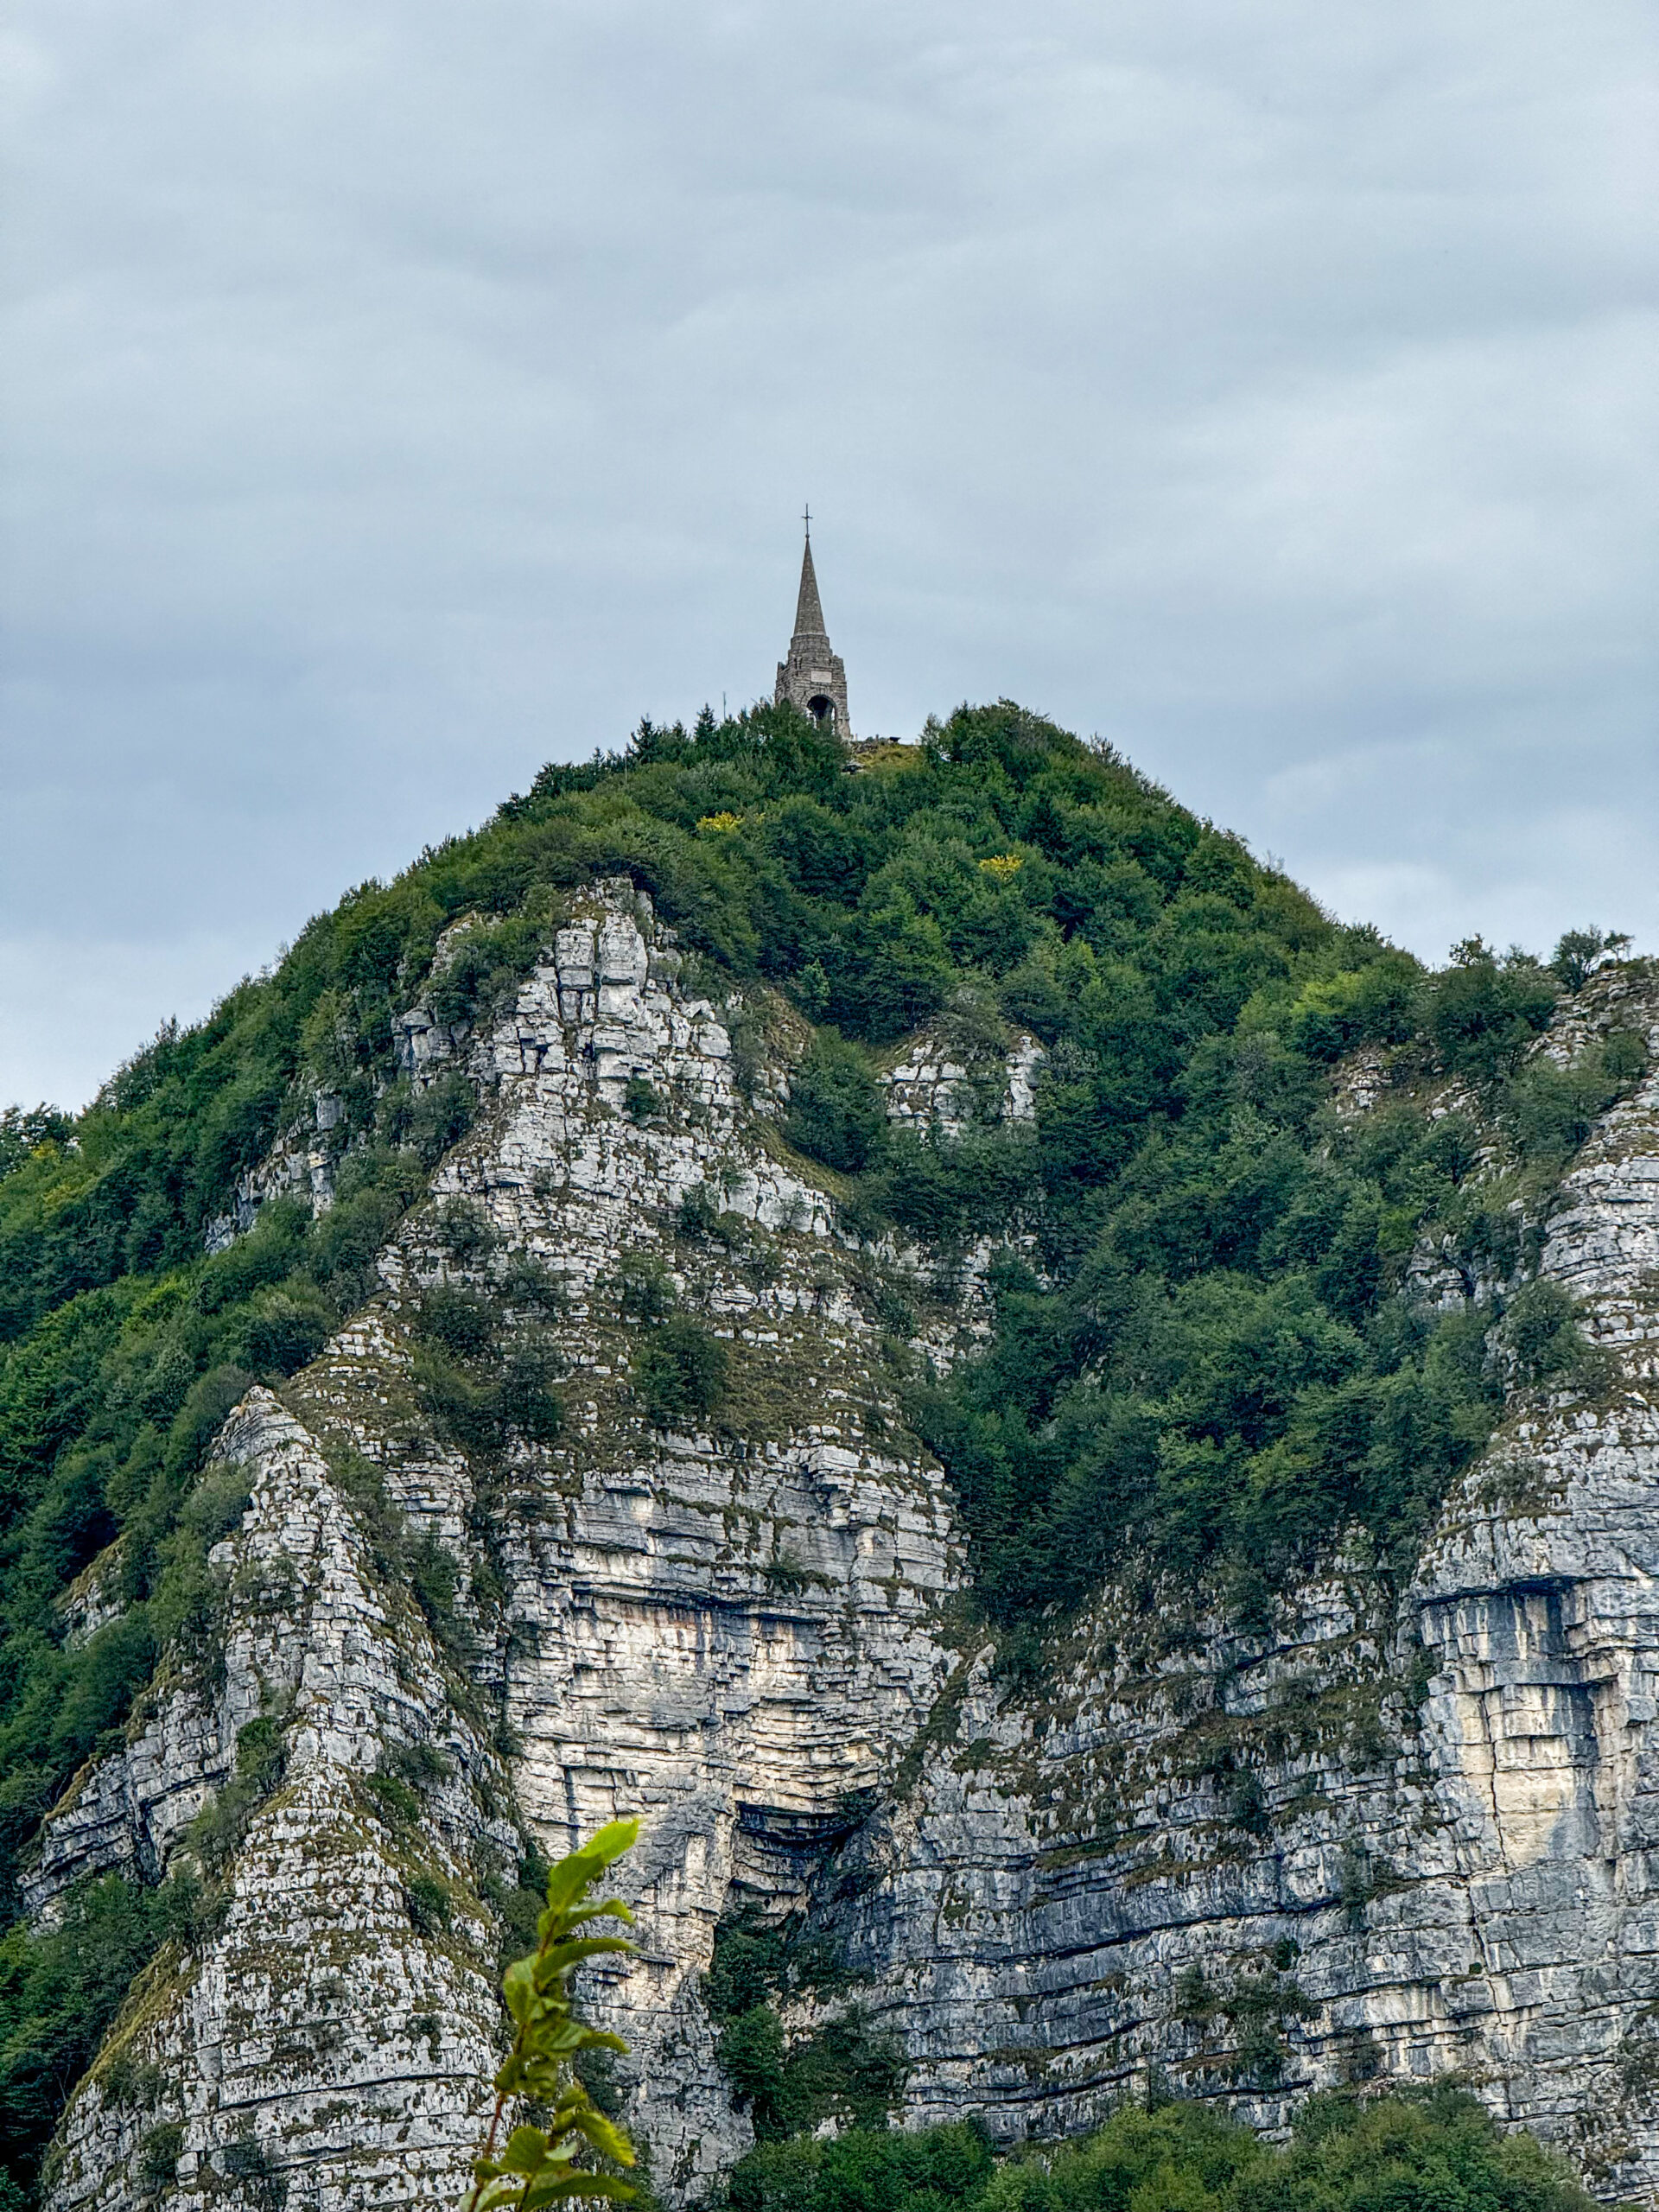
[802,503,811,538]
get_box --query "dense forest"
[716,2084,1605,2212]
[0,701,1639,2204]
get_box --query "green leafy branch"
[463,1819,642,2211]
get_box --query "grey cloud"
[3,0,1655,1103]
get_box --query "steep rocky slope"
[27,876,1659,2209]
[34,883,969,2207]
[826,982,1659,2181]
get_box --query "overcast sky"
[3,3,1656,1109]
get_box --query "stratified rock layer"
[41,1393,510,2212]
[40,887,962,2209]
[35,906,1659,2205]
[822,976,1659,2198]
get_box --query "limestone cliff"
[30,888,1659,2207]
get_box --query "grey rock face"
[816,984,1659,2198]
[41,887,963,2208]
[41,1393,510,2212]
[36,916,1659,2206]
[882,1028,1043,1136]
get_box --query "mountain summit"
[1,703,1655,2209]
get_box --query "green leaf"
[572,2107,636,2166]
[543,1821,640,1914]
[522,2175,638,2209]
[465,2178,531,2212]
[503,1956,535,2024]
[537,1935,634,1975]
[561,1898,636,1930]
[502,2126,552,2177]
[583,1818,640,1868]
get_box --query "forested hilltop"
[0,702,1644,2207]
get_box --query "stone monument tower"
[774,512,852,737]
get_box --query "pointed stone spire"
[791,530,828,643]
[774,512,852,737]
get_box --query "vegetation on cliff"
[0,699,1641,2202]
[715,2085,1605,2212]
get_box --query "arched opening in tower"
[806,695,836,728]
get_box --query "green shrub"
[194,1198,310,1313]
[409,1074,477,1166]
[715,2089,1601,2212]
[430,1197,499,1264]
[0,1106,73,1185]
[166,1364,257,1481]
[498,1340,564,1444]
[100,2051,166,2110]
[404,1531,472,1660]
[784,1033,886,1173]
[715,2003,906,2145]
[183,1707,289,1878]
[705,1927,787,2020]
[233,1714,287,1790]
[413,1328,561,1456]
[872,1122,1039,1248]
[221,2133,286,2212]
[726,2124,995,2212]
[633,1317,729,1427]
[718,2004,788,2127]
[388,1739,453,1790]
[613,1252,678,1321]
[405,1872,452,1936]
[226,1285,334,1376]
[1499,1279,1598,1390]
[976,2104,1263,2212]
[428,912,545,1031]
[1603,1027,1648,1083]
[1425,938,1559,1083]
[0,1875,188,2202]
[137,2120,183,2190]
[706,1911,907,2152]
[310,1147,425,1305]
[624,1076,664,1122]
[417,1286,499,1360]
[1552,925,1630,992]
[1250,2083,1599,2212]
[1502,1035,1645,1168]
[677,1183,723,1242]
[480,1844,551,1971]
[365,1769,421,1827]
[1283,954,1420,1060]
[45,1611,158,1766]
[501,1253,565,1314]
[742,1236,783,1292]
[415,1348,506,1455]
